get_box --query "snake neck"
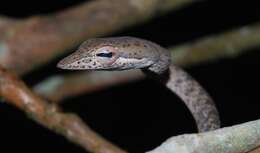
[147,44,171,74]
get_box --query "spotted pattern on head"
[57,37,168,72]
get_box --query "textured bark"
[147,119,260,153]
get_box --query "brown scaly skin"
[57,36,220,132]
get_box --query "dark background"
[0,0,260,153]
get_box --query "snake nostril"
[57,61,64,68]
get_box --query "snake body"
[57,36,220,132]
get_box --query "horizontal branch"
[35,23,260,102]
[34,70,144,102]
[0,67,126,153]
[147,119,260,153]
[0,0,197,75]
[172,23,260,66]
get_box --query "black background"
[0,0,260,153]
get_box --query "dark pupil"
[96,52,113,58]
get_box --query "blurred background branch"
[0,66,126,153]
[171,23,260,66]
[34,70,144,102]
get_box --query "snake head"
[57,37,157,71]
[57,38,121,70]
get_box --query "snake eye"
[96,52,113,58]
[95,46,116,59]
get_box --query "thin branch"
[34,70,144,102]
[172,23,260,66]
[147,119,260,153]
[0,66,126,153]
[35,23,260,102]
[0,0,197,75]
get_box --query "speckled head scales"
[57,36,168,71]
[57,38,128,70]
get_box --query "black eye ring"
[96,52,113,58]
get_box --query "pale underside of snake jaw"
[57,36,221,132]
[58,55,154,71]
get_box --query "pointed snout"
[57,58,73,69]
[57,55,96,70]
[57,60,66,69]
[56,50,83,69]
